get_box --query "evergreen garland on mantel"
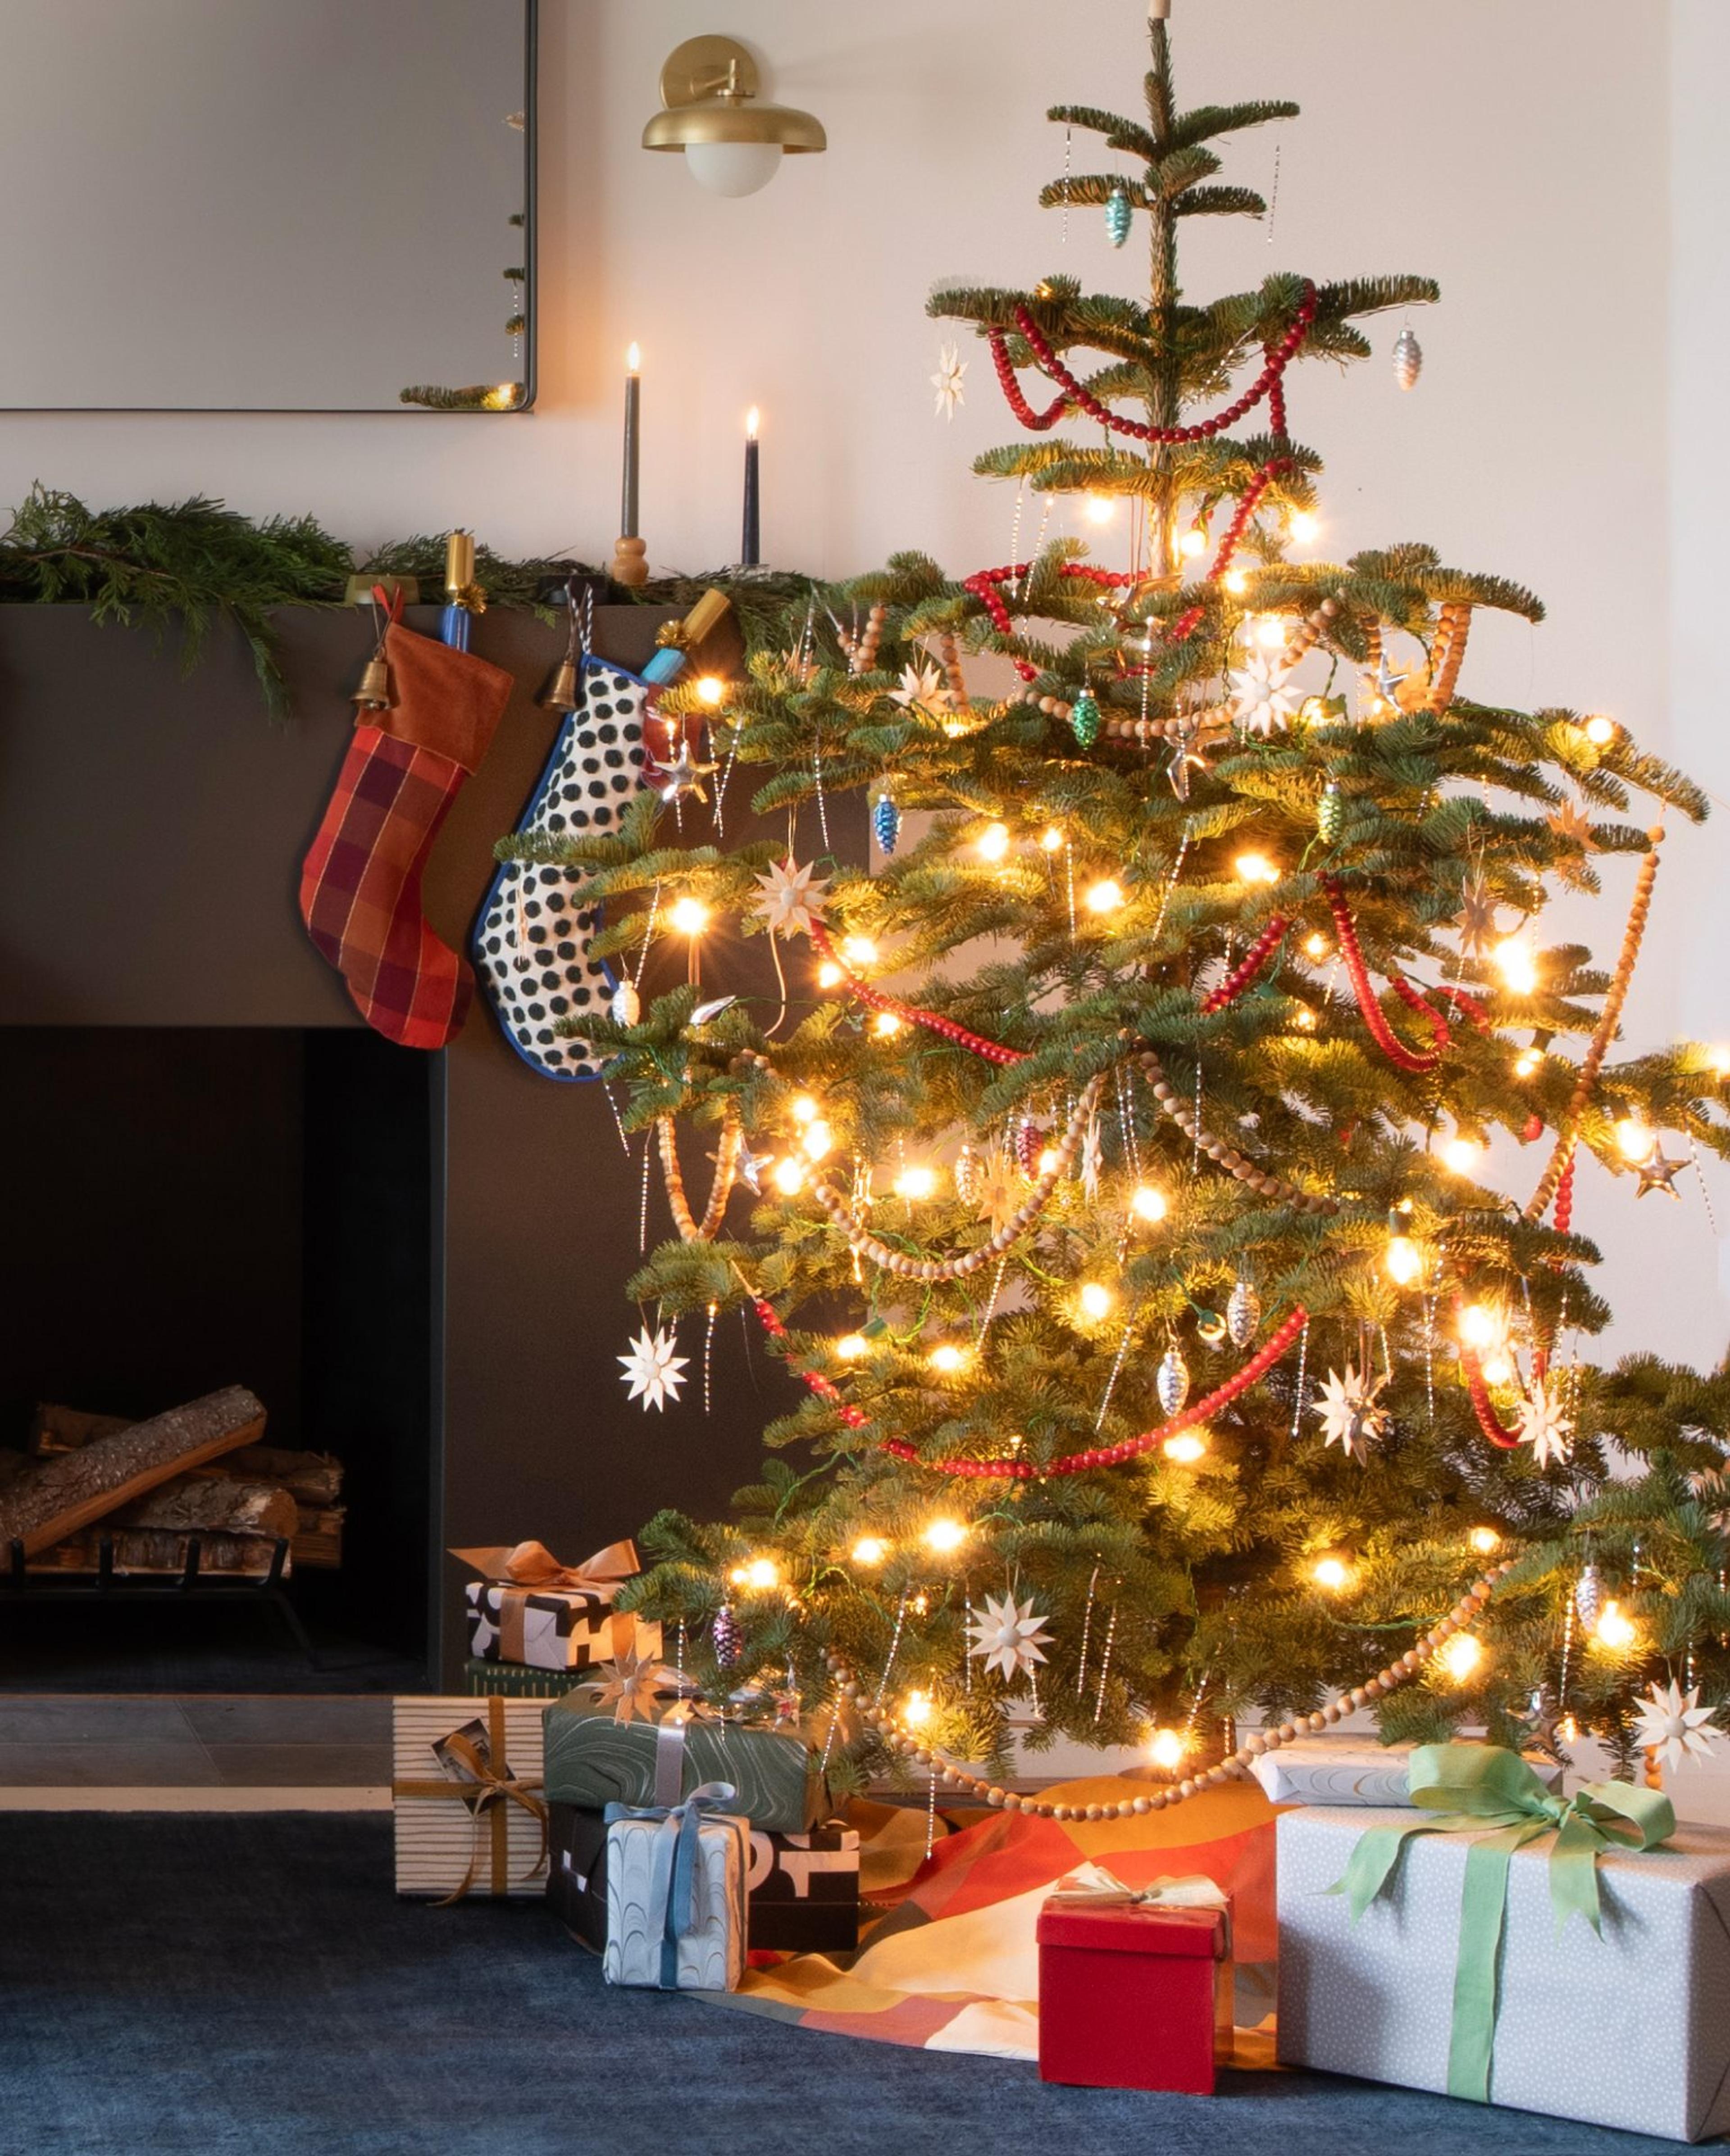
[0,485,810,713]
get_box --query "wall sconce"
[642,35,826,197]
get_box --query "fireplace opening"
[0,1026,436,1692]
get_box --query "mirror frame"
[3,0,537,415]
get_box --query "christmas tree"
[516,17,1730,1801]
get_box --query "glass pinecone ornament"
[1318,781,1343,844]
[1574,1563,1603,1634]
[1070,688,1102,750]
[711,1600,739,1665]
[1156,1345,1191,1415]
[1105,185,1133,248]
[609,979,642,1027]
[1016,1117,1048,1177]
[872,787,900,855]
[1392,326,1423,391]
[1227,1278,1261,1347]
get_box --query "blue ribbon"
[605,1781,739,1989]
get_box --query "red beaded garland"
[993,285,1316,446]
[1200,915,1289,1015]
[1458,1336,1523,1452]
[1320,876,1447,1077]
[810,920,1028,1066]
[880,1306,1307,1479]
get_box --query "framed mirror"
[0,0,534,412]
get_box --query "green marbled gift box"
[542,1692,827,1833]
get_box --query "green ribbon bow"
[1329,1742,1675,2105]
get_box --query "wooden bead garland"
[823,1561,1516,1821]
[808,1073,1107,1282]
[1276,595,1340,673]
[1425,601,1471,713]
[657,1106,743,1243]
[935,630,969,709]
[838,603,888,677]
[1138,1047,1339,1215]
[1523,829,1663,1225]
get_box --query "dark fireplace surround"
[0,605,776,1686]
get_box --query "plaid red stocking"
[300,620,514,1049]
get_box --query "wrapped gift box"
[549,1801,860,1954]
[392,1695,548,1900]
[464,1580,660,1673]
[1277,1805,1730,2142]
[602,1799,749,1991]
[1038,1879,1234,2093]
[1251,1739,1564,1807]
[460,1656,590,1701]
[543,1689,826,1833]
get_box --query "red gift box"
[1037,1892,1234,2093]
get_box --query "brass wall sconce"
[642,35,826,197]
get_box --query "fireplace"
[0,1026,434,1688]
[0,603,785,1690]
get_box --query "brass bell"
[539,657,580,714]
[352,655,393,712]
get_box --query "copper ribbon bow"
[452,1539,642,1666]
[392,1694,550,1905]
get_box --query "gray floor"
[0,1692,390,1787]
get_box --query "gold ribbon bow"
[452,1539,642,1666]
[1046,1866,1232,1950]
[392,1695,549,1905]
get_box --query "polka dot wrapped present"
[1276,1744,1730,2142]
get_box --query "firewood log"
[0,1387,267,1558]
[119,1474,297,1542]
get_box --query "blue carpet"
[0,1812,1690,2156]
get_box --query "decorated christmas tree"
[514,17,1730,1805]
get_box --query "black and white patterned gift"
[549,1802,860,1955]
[473,660,649,1080]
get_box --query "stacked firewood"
[0,1392,346,1578]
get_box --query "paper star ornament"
[588,1642,675,1725]
[892,660,947,714]
[1228,653,1298,737]
[618,1325,688,1412]
[1313,1365,1390,1460]
[976,1151,1022,1236]
[1515,1379,1573,1468]
[1080,1114,1103,1201]
[966,1591,1053,1682]
[1634,1678,1722,1774]
[1457,873,1501,960]
[930,342,968,420]
[753,856,830,940]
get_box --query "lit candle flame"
[626,342,641,374]
[747,405,760,440]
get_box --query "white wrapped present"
[1277,1744,1730,2142]
[602,1783,748,1992]
[392,1694,549,1900]
[1252,1738,1562,1807]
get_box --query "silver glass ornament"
[609,979,642,1027]
[954,1142,982,1207]
[1156,1345,1191,1416]
[1392,326,1423,391]
[1574,1563,1603,1634]
[712,1601,739,1665]
[1227,1278,1261,1348]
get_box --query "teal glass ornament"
[1105,186,1133,249]
[1070,689,1102,750]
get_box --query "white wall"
[0,0,1722,1366]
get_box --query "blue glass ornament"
[873,791,900,855]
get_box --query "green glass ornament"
[1318,780,1343,844]
[1105,186,1133,249]
[1070,689,1102,750]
